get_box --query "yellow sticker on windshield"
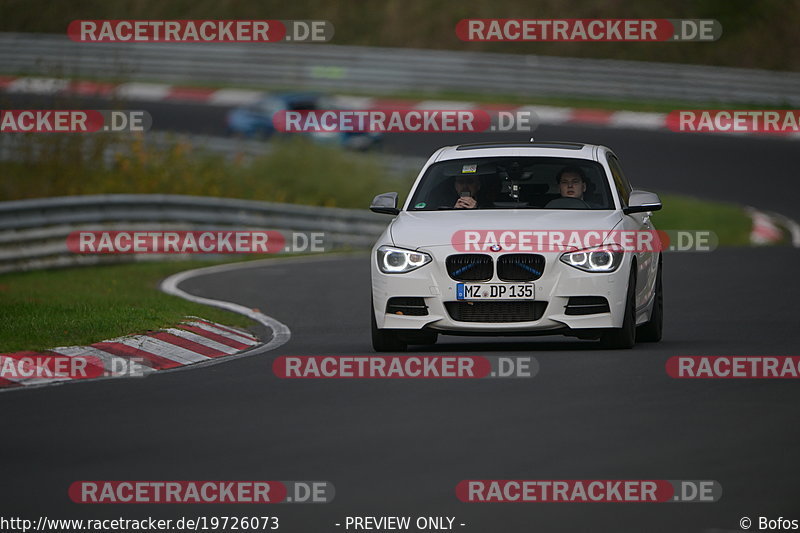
[462,164,477,173]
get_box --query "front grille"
[497,254,545,281]
[564,296,610,316]
[386,297,429,316]
[446,254,493,281]
[445,301,548,322]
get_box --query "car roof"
[434,141,606,162]
[253,92,321,104]
[274,92,321,103]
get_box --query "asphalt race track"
[3,92,800,219]
[3,249,799,532]
[2,94,799,533]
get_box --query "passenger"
[556,166,587,200]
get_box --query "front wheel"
[371,301,407,352]
[599,268,636,349]
[636,259,663,343]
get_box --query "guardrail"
[0,194,391,273]
[1,33,799,105]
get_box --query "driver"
[556,166,587,200]
[453,175,482,209]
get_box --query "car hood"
[389,209,624,249]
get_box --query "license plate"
[456,283,534,300]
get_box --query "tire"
[600,267,636,349]
[636,258,663,343]
[371,301,407,352]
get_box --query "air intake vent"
[564,296,610,316]
[446,254,493,281]
[497,254,545,281]
[386,297,429,316]
[445,301,547,322]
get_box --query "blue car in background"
[226,93,382,151]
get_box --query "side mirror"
[370,192,400,215]
[624,190,662,215]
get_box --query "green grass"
[651,194,753,246]
[0,260,260,353]
[0,136,413,208]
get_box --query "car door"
[606,151,658,318]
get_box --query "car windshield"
[408,156,614,210]
[255,96,323,115]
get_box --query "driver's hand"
[455,197,477,209]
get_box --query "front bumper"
[371,246,630,334]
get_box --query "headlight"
[377,245,431,274]
[560,246,623,272]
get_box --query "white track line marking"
[114,336,211,364]
[182,321,259,345]
[158,254,361,373]
[185,317,258,341]
[517,105,571,125]
[332,95,376,108]
[114,82,171,101]
[163,328,240,354]
[610,111,668,129]
[767,211,800,247]
[208,88,264,105]
[415,100,476,110]
[158,257,304,370]
[6,77,69,94]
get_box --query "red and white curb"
[0,317,260,390]
[0,255,309,392]
[3,75,799,138]
[747,207,800,246]
[748,208,783,245]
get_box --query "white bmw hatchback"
[370,141,663,351]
